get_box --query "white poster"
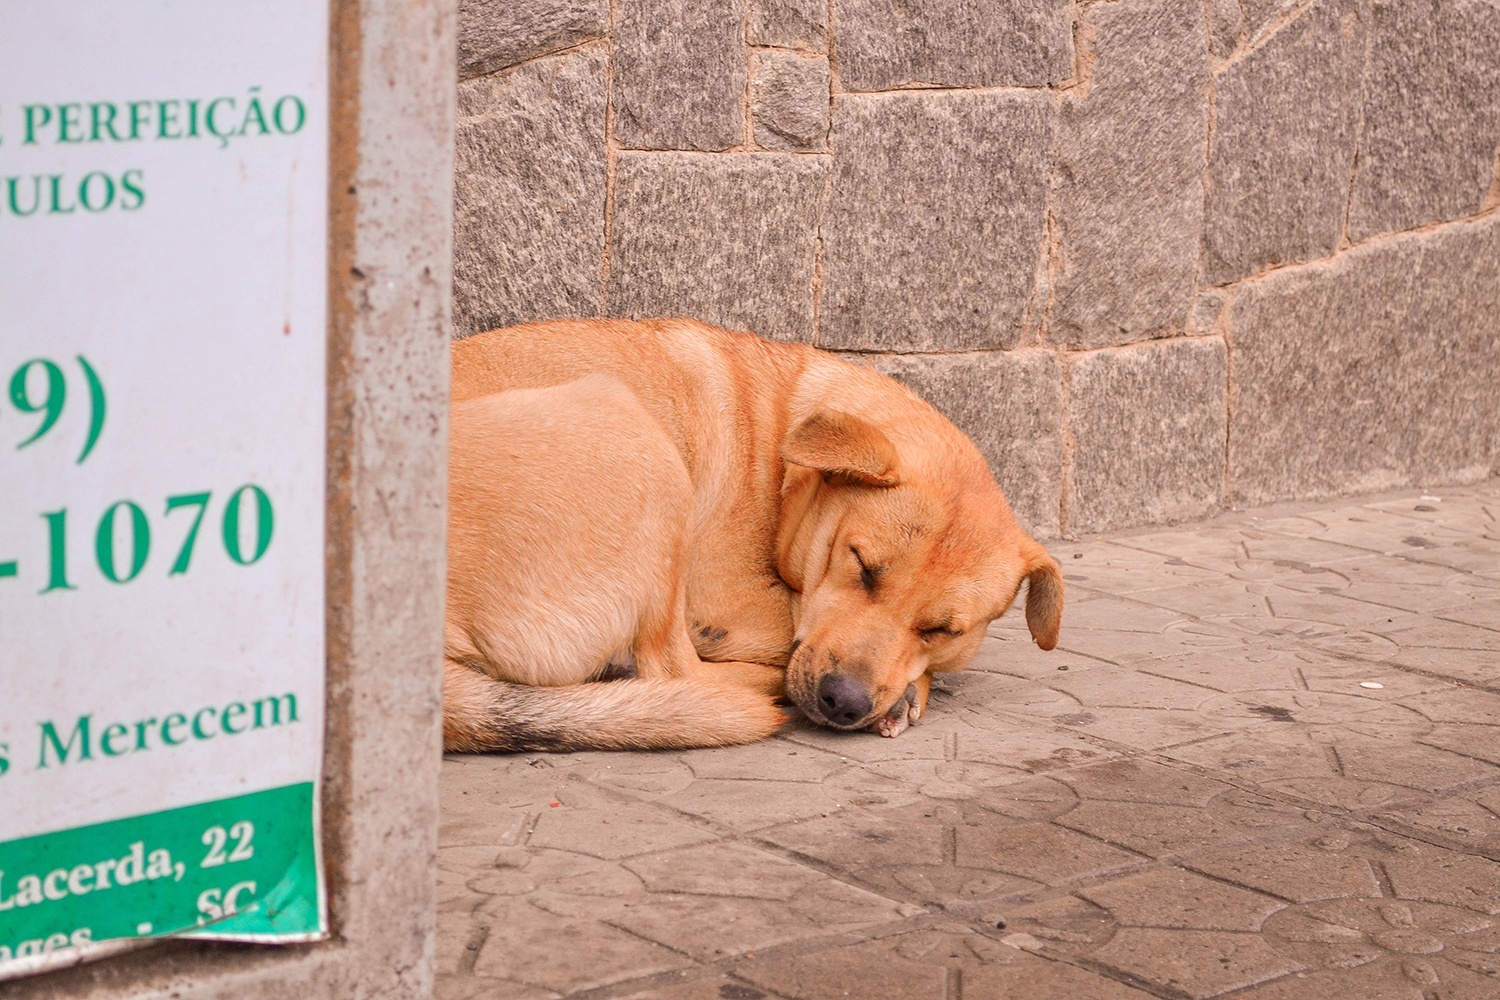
[1,1,329,978]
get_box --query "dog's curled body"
[446,318,1065,751]
[444,374,786,751]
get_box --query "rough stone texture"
[1067,337,1228,532]
[820,91,1053,352]
[607,153,828,342]
[456,0,609,79]
[1207,0,1245,60]
[1241,0,1307,42]
[748,0,827,48]
[435,482,1500,1000]
[833,0,1074,91]
[1347,0,1500,242]
[1202,0,1368,285]
[1052,0,1210,348]
[752,51,830,152]
[613,0,747,151]
[855,351,1063,538]
[453,47,606,337]
[1226,215,1500,506]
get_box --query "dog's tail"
[443,661,787,752]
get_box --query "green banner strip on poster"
[0,782,322,967]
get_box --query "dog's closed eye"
[851,546,882,592]
[917,623,962,642]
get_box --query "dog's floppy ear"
[781,409,900,487]
[1020,539,1064,650]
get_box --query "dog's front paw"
[872,683,922,738]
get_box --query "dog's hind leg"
[632,584,788,700]
[672,658,787,700]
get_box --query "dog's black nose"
[817,673,872,726]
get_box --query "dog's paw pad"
[873,683,918,738]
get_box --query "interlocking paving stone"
[581,881,916,961]
[1376,788,1500,856]
[737,929,1159,1000]
[435,483,1500,998]
[1015,701,1240,751]
[624,841,838,900]
[1046,666,1230,711]
[1051,804,1207,858]
[1078,868,1288,931]
[526,796,718,858]
[953,720,1115,772]
[1223,959,1425,999]
[1182,840,1383,903]
[962,956,1164,998]
[758,805,950,869]
[1419,723,1500,766]
[473,902,692,992]
[955,821,1145,884]
[1337,739,1496,797]
[1400,688,1500,725]
[653,777,849,832]
[1139,650,1311,693]
[469,847,646,902]
[1382,841,1500,915]
[1089,927,1304,998]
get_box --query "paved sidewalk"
[435,483,1500,1000]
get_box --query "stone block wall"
[451,0,1500,538]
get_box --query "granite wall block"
[452,47,607,337]
[607,153,828,342]
[614,0,748,150]
[1202,0,1366,285]
[1227,215,1500,505]
[820,91,1053,353]
[457,0,609,79]
[1068,338,1228,531]
[1348,0,1500,242]
[1052,0,1209,348]
[749,0,828,49]
[753,52,831,152]
[833,0,1073,91]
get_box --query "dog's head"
[776,406,1063,730]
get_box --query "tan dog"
[444,318,1063,752]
